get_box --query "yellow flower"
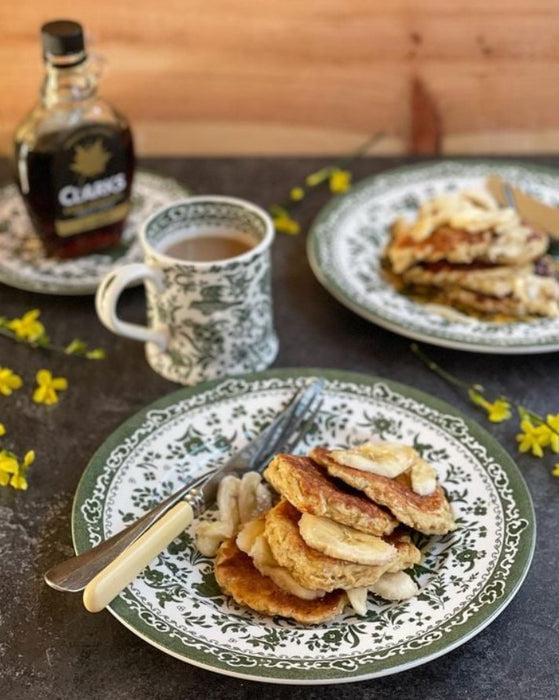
[7,309,45,342]
[272,211,300,235]
[552,463,559,477]
[0,422,5,436]
[516,418,551,457]
[468,390,511,423]
[32,369,68,405]
[289,187,305,201]
[329,168,352,193]
[10,450,35,490]
[0,450,18,486]
[0,367,23,396]
[545,414,559,453]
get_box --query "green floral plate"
[307,160,559,353]
[0,170,190,296]
[72,369,535,684]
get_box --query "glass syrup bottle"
[14,20,135,258]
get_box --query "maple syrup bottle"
[14,20,135,258]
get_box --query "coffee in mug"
[95,196,278,385]
[162,230,254,262]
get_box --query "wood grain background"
[2,0,558,156]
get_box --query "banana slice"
[217,475,240,534]
[329,443,417,479]
[195,520,232,557]
[236,518,266,554]
[370,571,419,601]
[346,587,368,616]
[238,472,265,523]
[298,513,397,566]
[238,522,324,600]
[410,458,437,496]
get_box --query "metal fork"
[44,379,324,608]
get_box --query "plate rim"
[71,367,536,684]
[306,158,559,354]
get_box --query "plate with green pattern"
[72,368,535,684]
[0,170,190,295]
[307,160,559,353]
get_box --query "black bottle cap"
[41,20,85,57]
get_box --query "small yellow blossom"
[516,418,551,457]
[0,450,19,486]
[468,390,512,423]
[272,211,300,235]
[7,309,45,342]
[10,450,35,490]
[32,369,68,405]
[289,187,305,201]
[552,463,559,477]
[0,367,23,396]
[0,423,5,437]
[545,414,559,453]
[329,168,352,193]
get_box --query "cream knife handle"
[83,501,194,613]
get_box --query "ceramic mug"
[95,196,279,385]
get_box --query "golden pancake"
[386,223,548,275]
[214,536,347,624]
[310,446,456,536]
[264,453,398,536]
[264,500,420,592]
[398,260,559,320]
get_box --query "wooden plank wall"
[1,0,558,156]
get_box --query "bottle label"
[53,124,131,237]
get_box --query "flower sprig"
[0,308,102,491]
[0,423,35,491]
[411,343,559,476]
[270,132,387,235]
[0,309,105,359]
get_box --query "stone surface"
[0,156,558,699]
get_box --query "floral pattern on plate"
[72,368,534,684]
[307,160,559,353]
[0,170,190,295]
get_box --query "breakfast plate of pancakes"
[307,160,559,353]
[72,369,534,684]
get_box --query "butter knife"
[45,379,323,609]
[486,174,559,241]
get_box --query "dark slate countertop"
[1,156,558,700]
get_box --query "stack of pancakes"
[383,190,559,320]
[213,443,456,624]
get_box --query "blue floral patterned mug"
[95,196,278,385]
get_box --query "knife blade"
[486,174,559,241]
[79,379,324,612]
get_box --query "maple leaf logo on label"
[70,139,111,178]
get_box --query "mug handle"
[95,263,168,351]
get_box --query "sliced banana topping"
[238,472,265,523]
[329,442,417,479]
[410,458,438,496]
[195,520,232,557]
[217,474,240,534]
[331,442,439,497]
[370,571,419,601]
[237,521,324,600]
[236,518,266,554]
[298,512,397,566]
[407,190,523,242]
[346,587,368,616]
[196,471,271,556]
